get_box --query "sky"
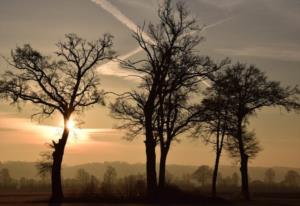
[0,0,299,168]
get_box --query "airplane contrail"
[91,0,154,44]
[92,0,232,86]
[202,17,233,32]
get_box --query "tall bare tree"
[155,56,227,190]
[210,62,300,200]
[111,0,220,196]
[0,33,114,202]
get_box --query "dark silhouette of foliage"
[0,33,115,202]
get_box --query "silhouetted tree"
[111,0,220,196]
[102,166,117,195]
[155,55,224,190]
[283,170,300,188]
[226,129,262,161]
[0,168,12,188]
[264,168,276,185]
[192,165,213,187]
[193,85,232,197]
[76,168,91,186]
[0,33,114,202]
[210,63,300,200]
[36,150,52,181]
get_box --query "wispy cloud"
[97,47,142,79]
[200,0,245,10]
[216,46,300,62]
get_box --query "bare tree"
[283,170,300,188]
[36,150,53,181]
[192,165,213,187]
[110,0,219,196]
[155,55,225,190]
[210,62,300,200]
[193,89,233,198]
[264,168,276,185]
[0,33,114,202]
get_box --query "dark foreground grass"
[0,192,299,206]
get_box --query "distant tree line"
[0,0,299,203]
[1,166,300,198]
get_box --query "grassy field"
[0,192,299,206]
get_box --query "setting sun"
[67,119,76,130]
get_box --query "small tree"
[102,166,117,195]
[283,170,300,188]
[36,150,52,183]
[76,168,91,187]
[193,84,232,197]
[192,165,213,187]
[210,63,300,200]
[0,168,12,188]
[0,33,114,202]
[264,168,276,185]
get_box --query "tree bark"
[240,153,250,200]
[158,149,168,190]
[50,125,69,203]
[145,138,157,199]
[144,90,158,199]
[212,150,221,198]
[237,118,250,200]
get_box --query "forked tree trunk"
[50,125,69,203]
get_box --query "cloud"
[199,0,245,10]
[0,112,120,145]
[216,46,300,62]
[97,47,143,80]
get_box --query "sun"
[67,119,76,130]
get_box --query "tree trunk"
[50,126,69,203]
[158,149,168,190]
[144,98,158,199]
[237,117,250,200]
[145,138,157,199]
[240,153,250,200]
[212,150,221,198]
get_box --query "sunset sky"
[0,0,299,168]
